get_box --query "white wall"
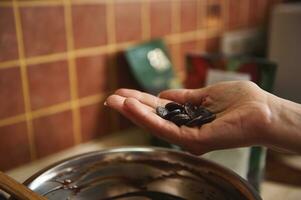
[268,3,301,103]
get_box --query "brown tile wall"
[0,0,281,171]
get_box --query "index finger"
[115,88,171,108]
[123,97,187,145]
[159,88,209,105]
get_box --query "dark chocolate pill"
[186,113,216,127]
[156,102,216,127]
[165,102,184,112]
[187,104,213,119]
[164,109,182,120]
[184,103,200,119]
[170,114,191,126]
[185,115,204,127]
[200,114,216,124]
[198,106,213,116]
[156,106,168,118]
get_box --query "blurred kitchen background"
[1,0,301,199]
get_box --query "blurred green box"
[124,39,182,148]
[125,39,181,95]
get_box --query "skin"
[105,81,301,155]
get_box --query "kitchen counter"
[6,128,151,183]
[262,181,301,200]
[5,129,301,199]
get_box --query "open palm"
[106,81,273,154]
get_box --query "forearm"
[267,94,301,153]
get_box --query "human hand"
[105,81,301,154]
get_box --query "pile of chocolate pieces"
[156,102,216,127]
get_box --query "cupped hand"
[105,81,274,154]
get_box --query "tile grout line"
[64,0,82,145]
[223,0,230,31]
[203,0,208,51]
[106,0,119,132]
[170,0,177,45]
[0,94,106,129]
[0,60,20,69]
[32,102,72,120]
[221,0,228,32]
[2,0,115,7]
[2,0,153,7]
[13,0,63,7]
[72,0,108,5]
[32,94,104,120]
[26,52,68,66]
[74,45,110,58]
[171,0,181,34]
[141,0,150,40]
[0,29,220,70]
[196,0,204,49]
[0,2,12,7]
[12,0,37,160]
[78,94,105,108]
[0,52,68,69]
[171,0,182,82]
[0,114,27,128]
[106,0,116,45]
[196,0,201,49]
[244,0,250,28]
[0,2,9,7]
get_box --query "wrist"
[266,94,301,153]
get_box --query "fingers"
[105,94,153,114]
[106,94,185,145]
[122,97,186,145]
[159,88,209,105]
[106,88,260,155]
[197,114,257,151]
[106,94,255,155]
[115,88,171,108]
[105,94,125,113]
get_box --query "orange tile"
[167,43,180,72]
[33,110,74,158]
[228,0,249,29]
[256,0,269,23]
[228,0,242,29]
[72,4,107,49]
[0,67,25,119]
[197,0,207,29]
[150,0,172,38]
[249,0,269,27]
[115,53,141,90]
[117,112,135,130]
[205,37,220,53]
[0,7,19,62]
[27,60,70,110]
[179,40,198,72]
[114,1,142,42]
[180,0,198,32]
[20,6,66,57]
[80,103,109,142]
[0,122,31,171]
[206,0,224,29]
[76,54,109,98]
